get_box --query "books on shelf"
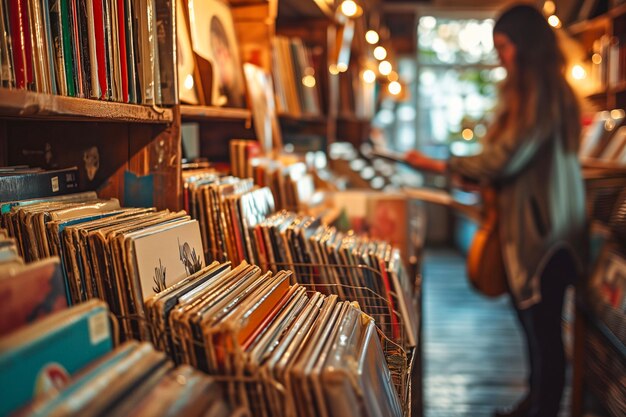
[580,109,626,166]
[271,35,321,117]
[0,0,176,105]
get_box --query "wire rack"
[111,279,414,417]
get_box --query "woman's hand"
[404,150,447,174]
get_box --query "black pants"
[513,249,575,417]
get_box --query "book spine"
[84,0,99,98]
[115,0,127,102]
[69,0,84,97]
[0,0,15,88]
[123,0,135,103]
[91,0,106,99]
[0,168,80,202]
[9,0,27,88]
[155,0,177,105]
[41,0,58,94]
[59,0,76,96]
[49,0,68,95]
[76,0,91,97]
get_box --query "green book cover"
[60,0,75,96]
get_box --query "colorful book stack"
[0,0,176,105]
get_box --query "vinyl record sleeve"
[0,300,112,416]
[0,257,67,337]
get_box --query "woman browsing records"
[405,4,588,417]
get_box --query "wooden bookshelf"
[0,89,173,123]
[180,105,251,122]
[567,3,626,110]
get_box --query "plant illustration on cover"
[152,259,167,293]
[179,238,203,275]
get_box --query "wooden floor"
[421,248,573,417]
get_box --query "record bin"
[111,263,419,417]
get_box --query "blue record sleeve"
[0,300,113,416]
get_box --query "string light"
[388,81,401,95]
[543,1,556,16]
[547,15,561,28]
[571,64,586,80]
[379,60,392,75]
[373,46,387,60]
[363,69,376,83]
[337,63,348,72]
[340,0,358,17]
[365,30,379,44]
[462,129,474,141]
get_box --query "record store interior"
[1,0,626,416]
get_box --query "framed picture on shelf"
[187,0,246,108]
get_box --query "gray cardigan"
[449,125,587,309]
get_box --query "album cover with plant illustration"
[131,220,205,301]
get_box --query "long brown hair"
[486,4,581,153]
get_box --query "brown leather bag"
[466,187,508,297]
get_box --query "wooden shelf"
[0,88,173,123]
[180,105,251,122]
[278,113,327,123]
[568,14,611,36]
[278,0,335,22]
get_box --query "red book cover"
[93,0,108,99]
[9,1,26,88]
[116,0,128,102]
[19,0,34,88]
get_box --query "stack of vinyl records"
[255,211,419,348]
[0,0,175,104]
[182,172,417,348]
[250,159,317,212]
[0,300,236,417]
[183,174,275,265]
[1,192,206,340]
[143,261,405,417]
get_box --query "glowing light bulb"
[592,53,602,64]
[571,64,586,80]
[462,129,474,141]
[379,60,392,76]
[363,69,376,83]
[547,15,561,28]
[302,75,316,88]
[341,0,357,17]
[329,64,339,75]
[543,1,556,16]
[365,30,379,44]
[388,81,401,95]
[373,46,387,60]
[184,74,194,90]
[337,63,348,72]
